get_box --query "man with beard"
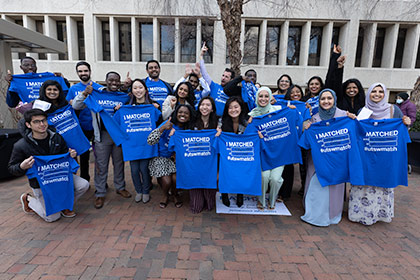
[144,60,173,107]
[72,71,132,209]
[66,61,103,182]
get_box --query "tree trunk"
[217,0,243,76]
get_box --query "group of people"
[6,43,415,226]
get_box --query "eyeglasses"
[31,119,48,125]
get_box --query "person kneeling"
[8,109,89,222]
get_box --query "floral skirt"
[148,157,176,178]
[348,185,394,226]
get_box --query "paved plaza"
[0,163,419,280]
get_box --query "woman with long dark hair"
[162,82,195,120]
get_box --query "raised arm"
[199,43,213,86]
[325,45,345,103]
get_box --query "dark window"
[287,26,301,65]
[243,25,259,64]
[35,20,46,59]
[56,21,68,60]
[139,22,153,61]
[180,22,196,63]
[119,22,131,61]
[160,22,175,62]
[394,28,407,68]
[372,27,386,67]
[308,26,323,66]
[102,21,111,61]
[416,39,420,68]
[355,26,365,67]
[77,21,85,60]
[201,21,214,63]
[332,26,340,49]
[15,19,25,59]
[265,26,280,65]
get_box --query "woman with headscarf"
[301,89,356,226]
[349,83,411,225]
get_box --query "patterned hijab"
[318,89,337,121]
[365,82,391,120]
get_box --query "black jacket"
[8,123,68,189]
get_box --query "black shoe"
[221,193,230,207]
[236,194,243,207]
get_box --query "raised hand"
[193,62,202,77]
[123,71,132,87]
[83,81,93,96]
[200,42,208,58]
[159,117,173,133]
[184,64,193,78]
[333,44,342,54]
[337,55,346,68]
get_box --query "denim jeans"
[129,159,151,194]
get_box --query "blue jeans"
[129,159,151,194]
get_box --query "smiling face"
[177,84,189,99]
[20,58,37,74]
[257,90,270,107]
[309,79,322,95]
[76,65,91,82]
[278,76,291,91]
[26,115,48,135]
[220,71,232,87]
[228,101,241,119]
[290,87,302,101]
[45,85,60,100]
[199,99,213,117]
[132,80,146,101]
[319,91,335,110]
[370,86,385,103]
[176,106,191,123]
[345,82,359,98]
[147,62,160,79]
[189,75,199,90]
[106,73,121,92]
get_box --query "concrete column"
[300,21,311,66]
[381,23,399,68]
[320,22,333,66]
[23,15,39,59]
[402,24,420,69]
[0,41,16,128]
[361,23,376,68]
[258,20,267,66]
[196,18,202,62]
[66,16,78,61]
[279,21,289,66]
[153,18,159,60]
[45,16,59,61]
[174,18,180,63]
[213,20,225,66]
[110,16,118,62]
[94,16,103,61]
[240,19,245,55]
[84,12,95,63]
[132,17,139,62]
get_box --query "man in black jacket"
[8,109,89,222]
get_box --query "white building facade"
[2,0,420,97]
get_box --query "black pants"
[80,129,93,181]
[278,149,308,199]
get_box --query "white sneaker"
[142,194,150,204]
[135,193,142,203]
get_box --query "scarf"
[365,82,391,120]
[248,86,281,117]
[318,89,337,121]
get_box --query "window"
[372,27,386,67]
[287,26,301,65]
[139,22,153,61]
[15,19,25,59]
[308,26,323,66]
[416,40,420,68]
[243,25,259,64]
[180,21,196,63]
[56,21,68,60]
[160,21,175,62]
[119,22,131,61]
[77,21,85,60]
[355,26,365,67]
[201,21,214,63]
[394,28,407,68]
[102,21,111,61]
[35,20,46,59]
[265,25,280,65]
[332,26,340,49]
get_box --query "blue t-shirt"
[83,94,128,146]
[66,81,103,131]
[168,129,218,190]
[145,78,170,106]
[306,96,319,116]
[113,104,161,161]
[26,153,79,216]
[273,95,285,101]
[9,72,69,103]
[358,118,411,188]
[298,116,364,187]
[210,81,229,116]
[47,104,91,155]
[274,99,311,121]
[156,121,181,158]
[241,81,257,111]
[215,132,263,195]
[89,89,130,117]
[245,108,303,170]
